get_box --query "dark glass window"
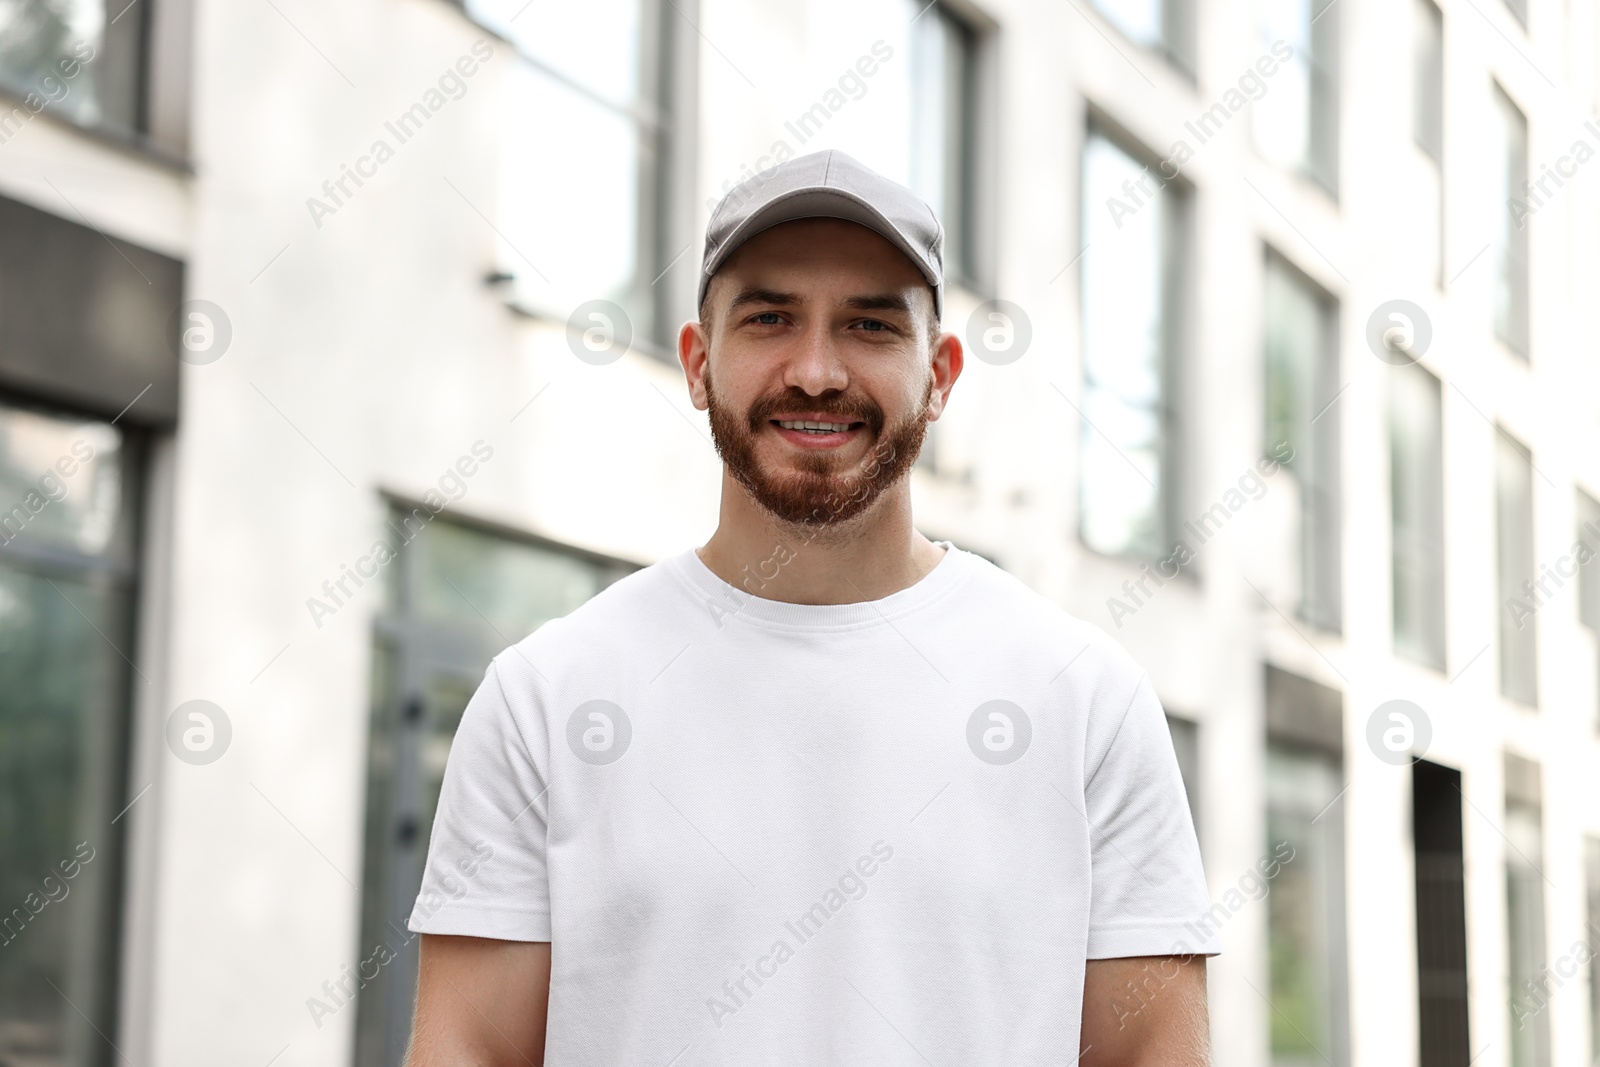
[0,397,139,1067]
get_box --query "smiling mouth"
[770,418,864,435]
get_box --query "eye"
[855,319,889,332]
[751,311,784,325]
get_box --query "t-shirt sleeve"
[406,651,552,941]
[1083,668,1218,958]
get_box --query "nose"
[781,318,849,396]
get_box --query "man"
[404,149,1217,1065]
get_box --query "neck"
[695,470,946,605]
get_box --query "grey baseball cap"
[698,149,945,321]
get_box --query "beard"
[703,363,932,530]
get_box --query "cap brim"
[701,187,942,312]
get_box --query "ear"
[925,329,964,422]
[680,320,711,411]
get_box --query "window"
[1078,127,1185,561]
[0,0,151,141]
[908,3,982,289]
[466,0,685,351]
[0,398,139,1067]
[756,0,989,306]
[1091,0,1195,75]
[1504,754,1549,1067]
[1263,666,1349,1067]
[1166,713,1201,833]
[1577,491,1600,727]
[1413,760,1471,1067]
[906,1,984,485]
[1495,429,1537,706]
[1254,0,1339,194]
[1263,252,1341,631]
[355,508,637,1066]
[1266,743,1350,1067]
[1489,82,1530,357]
[1390,361,1446,669]
[1413,0,1443,164]
[1413,0,1444,288]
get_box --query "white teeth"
[777,419,852,432]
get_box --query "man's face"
[694,218,942,528]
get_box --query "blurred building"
[1,0,1599,1065]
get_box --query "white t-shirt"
[408,540,1217,1062]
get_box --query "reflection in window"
[1495,429,1537,706]
[466,0,670,346]
[1390,361,1445,670]
[1266,743,1348,1067]
[1079,129,1178,560]
[1253,0,1339,193]
[0,398,137,1067]
[1489,83,1530,356]
[1263,253,1341,631]
[0,0,148,136]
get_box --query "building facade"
[1,0,1598,1065]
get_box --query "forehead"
[714,217,926,298]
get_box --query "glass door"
[353,506,635,1067]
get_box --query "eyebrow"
[725,287,798,315]
[842,292,915,315]
[724,287,916,318]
